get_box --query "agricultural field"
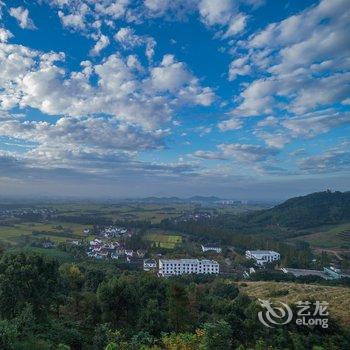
[239,281,350,326]
[291,223,350,249]
[144,229,183,249]
[0,221,92,245]
[51,202,196,223]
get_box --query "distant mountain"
[248,190,350,229]
[124,196,225,204]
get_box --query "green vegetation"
[0,222,91,245]
[239,281,350,326]
[246,190,350,230]
[1,191,350,348]
[0,251,349,350]
[294,222,350,249]
[144,230,183,249]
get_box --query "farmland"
[144,229,183,249]
[0,221,92,245]
[291,222,350,249]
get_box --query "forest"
[0,251,350,350]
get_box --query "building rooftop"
[282,268,329,279]
[159,258,219,264]
[247,250,279,255]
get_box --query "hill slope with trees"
[248,190,350,229]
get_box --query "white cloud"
[0,39,214,131]
[114,27,156,60]
[218,117,243,131]
[194,142,277,163]
[9,6,37,30]
[0,28,12,43]
[255,109,350,149]
[230,0,350,119]
[198,0,247,38]
[58,10,86,30]
[228,56,251,80]
[90,34,110,56]
[149,54,215,105]
[298,147,350,174]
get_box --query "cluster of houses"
[98,226,131,238]
[87,238,145,261]
[0,207,57,219]
[172,212,213,224]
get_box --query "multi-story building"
[158,259,219,277]
[245,250,280,265]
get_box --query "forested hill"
[248,190,350,229]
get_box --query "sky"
[0,0,349,200]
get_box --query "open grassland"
[239,281,350,326]
[292,223,350,249]
[0,222,92,244]
[144,230,183,249]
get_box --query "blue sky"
[0,0,349,200]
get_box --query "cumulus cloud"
[90,34,110,56]
[298,148,350,174]
[228,56,251,80]
[9,7,37,30]
[218,117,243,131]
[229,0,350,120]
[150,54,215,105]
[114,27,156,60]
[0,28,13,42]
[198,0,247,38]
[255,109,350,148]
[194,143,277,163]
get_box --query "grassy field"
[292,223,350,249]
[239,281,350,326]
[144,229,183,249]
[12,246,75,263]
[0,222,91,245]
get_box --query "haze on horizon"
[0,0,349,200]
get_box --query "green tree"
[202,320,231,350]
[0,253,60,319]
[168,283,190,332]
[0,319,18,350]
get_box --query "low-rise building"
[143,259,157,271]
[201,244,222,253]
[158,259,219,277]
[245,250,280,265]
[281,267,329,279]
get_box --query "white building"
[158,259,219,277]
[245,250,280,265]
[143,259,157,271]
[201,244,222,253]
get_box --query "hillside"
[248,190,350,229]
[239,281,350,326]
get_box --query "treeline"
[0,252,349,349]
[159,218,313,268]
[160,190,350,237]
[246,190,350,229]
